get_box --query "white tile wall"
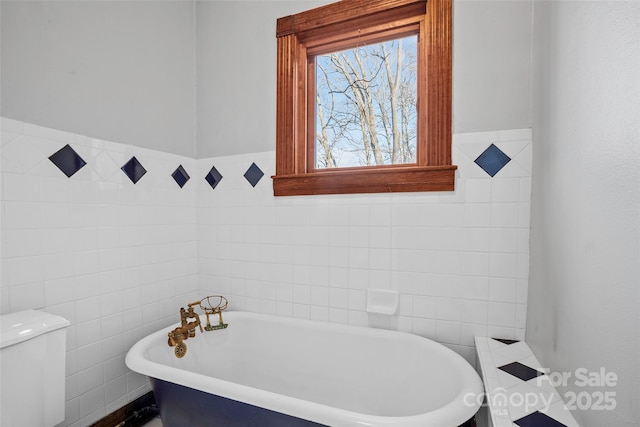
[1,118,532,426]
[0,117,199,427]
[197,128,533,366]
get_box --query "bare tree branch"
[314,37,417,168]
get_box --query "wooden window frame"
[273,0,455,196]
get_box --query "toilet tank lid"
[0,310,70,349]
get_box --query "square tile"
[475,144,511,177]
[205,166,223,189]
[244,162,264,187]
[506,377,561,421]
[542,400,580,427]
[2,137,45,173]
[121,156,147,184]
[92,151,119,180]
[493,337,520,345]
[171,165,190,188]
[514,411,567,427]
[49,144,87,177]
[499,361,545,382]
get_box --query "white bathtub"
[126,311,483,427]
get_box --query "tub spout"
[167,304,203,358]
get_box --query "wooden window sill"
[272,165,457,196]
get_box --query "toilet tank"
[0,310,70,427]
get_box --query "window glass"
[314,35,418,169]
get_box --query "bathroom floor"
[143,416,163,427]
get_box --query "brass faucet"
[167,302,203,358]
[167,296,229,358]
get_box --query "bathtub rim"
[126,311,483,427]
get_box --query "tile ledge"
[475,336,580,427]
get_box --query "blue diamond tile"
[49,144,86,177]
[244,162,264,187]
[498,362,544,382]
[515,411,567,427]
[121,156,147,184]
[475,144,511,177]
[492,338,520,345]
[205,166,223,189]
[172,165,190,188]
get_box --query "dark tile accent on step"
[514,411,567,427]
[498,361,545,382]
[492,338,520,345]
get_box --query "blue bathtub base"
[150,378,327,427]
[151,378,476,427]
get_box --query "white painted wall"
[0,1,196,158]
[453,0,533,135]
[1,0,534,158]
[196,0,331,158]
[196,0,534,158]
[1,0,531,158]
[527,1,640,426]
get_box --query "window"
[314,34,418,169]
[273,0,454,196]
